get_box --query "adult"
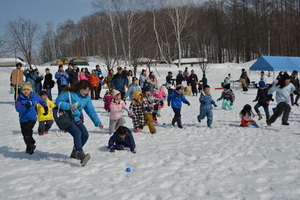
[23,67,37,93]
[79,68,88,80]
[267,73,296,126]
[148,71,158,91]
[139,69,149,92]
[65,63,73,80]
[110,66,128,99]
[260,71,266,82]
[124,77,141,100]
[10,62,23,100]
[127,70,134,86]
[224,73,231,83]
[89,70,100,100]
[55,80,104,166]
[202,74,208,86]
[34,69,43,93]
[107,69,114,89]
[94,65,103,99]
[189,69,199,96]
[68,64,79,87]
[55,65,69,94]
[176,70,185,85]
[290,70,300,106]
[239,68,248,92]
[43,68,53,100]
[166,71,175,95]
[122,67,128,76]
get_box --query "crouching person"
[108,126,136,153]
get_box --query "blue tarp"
[249,56,300,72]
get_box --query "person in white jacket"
[267,73,296,126]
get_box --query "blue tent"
[249,56,300,72]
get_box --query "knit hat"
[223,83,230,89]
[144,86,151,92]
[112,89,120,96]
[117,66,123,70]
[176,84,184,90]
[22,82,33,92]
[132,77,138,82]
[258,81,267,88]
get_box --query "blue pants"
[222,99,233,110]
[254,102,270,119]
[66,122,89,151]
[198,109,213,127]
[45,88,52,100]
[38,120,53,134]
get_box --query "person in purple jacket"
[108,126,136,154]
[15,82,47,155]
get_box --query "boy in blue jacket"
[167,85,190,128]
[108,126,136,153]
[198,85,217,128]
[15,82,47,154]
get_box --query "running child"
[129,91,145,133]
[217,83,235,110]
[253,81,271,120]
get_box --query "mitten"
[25,101,32,108]
[214,104,217,107]
[43,106,49,116]
[145,106,151,112]
[185,101,190,106]
[217,98,221,102]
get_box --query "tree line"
[2,0,300,74]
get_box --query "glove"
[214,104,217,107]
[266,101,270,104]
[131,150,136,154]
[109,146,115,153]
[230,101,233,106]
[167,101,170,107]
[25,101,32,108]
[216,99,221,102]
[293,90,298,95]
[145,106,151,112]
[253,100,257,102]
[186,101,190,106]
[43,106,48,116]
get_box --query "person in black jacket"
[253,81,271,120]
[189,70,198,96]
[176,70,185,85]
[108,126,136,153]
[68,64,79,87]
[43,68,53,100]
[290,70,300,106]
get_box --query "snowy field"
[0,58,300,200]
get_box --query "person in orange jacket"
[89,70,100,100]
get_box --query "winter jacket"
[149,76,158,89]
[43,73,53,89]
[55,91,102,126]
[167,90,188,109]
[218,89,235,103]
[139,74,149,89]
[166,76,175,89]
[108,127,135,151]
[103,95,113,111]
[129,92,144,116]
[89,74,100,87]
[36,98,56,122]
[110,99,126,120]
[290,76,300,88]
[15,92,46,122]
[94,68,103,84]
[23,69,37,91]
[143,93,161,113]
[153,88,166,109]
[202,76,207,85]
[189,74,198,85]
[79,72,88,80]
[124,83,142,100]
[176,74,185,85]
[239,112,256,127]
[107,73,114,88]
[68,70,79,86]
[199,93,216,110]
[55,70,69,86]
[110,73,128,92]
[268,83,295,104]
[254,88,270,105]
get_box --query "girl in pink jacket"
[109,89,127,134]
[153,85,167,117]
[79,68,88,80]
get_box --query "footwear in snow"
[77,151,91,167]
[70,147,79,160]
[134,129,141,133]
[282,122,289,125]
[257,111,262,120]
[26,144,36,155]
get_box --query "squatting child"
[108,126,136,153]
[217,83,235,110]
[15,82,47,154]
[129,91,145,133]
[36,91,56,136]
[239,104,258,128]
[109,89,127,135]
[197,85,217,128]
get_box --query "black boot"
[177,117,183,129]
[77,151,91,167]
[24,136,36,155]
[70,147,79,160]
[172,117,177,126]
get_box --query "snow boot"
[77,151,91,167]
[257,111,262,120]
[177,117,183,129]
[26,144,36,155]
[172,117,177,126]
[70,147,79,160]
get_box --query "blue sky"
[0,0,97,35]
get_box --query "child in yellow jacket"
[36,91,56,136]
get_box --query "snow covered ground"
[0,58,300,200]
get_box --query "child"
[239,104,258,128]
[217,83,235,110]
[129,91,145,133]
[103,90,113,113]
[109,89,127,135]
[36,91,56,136]
[108,126,136,153]
[197,85,217,128]
[15,82,47,154]
[198,80,203,93]
[253,81,271,120]
[142,86,162,133]
[153,84,167,117]
[167,85,190,128]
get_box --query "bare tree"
[0,34,12,57]
[5,17,41,67]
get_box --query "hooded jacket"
[36,98,56,122]
[124,83,141,100]
[167,90,188,109]
[108,127,135,151]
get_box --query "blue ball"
[163,123,166,125]
[125,167,131,172]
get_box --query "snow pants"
[109,117,126,135]
[144,113,156,133]
[198,108,213,127]
[66,122,89,152]
[38,120,54,134]
[269,102,291,123]
[20,120,36,147]
[222,99,234,110]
